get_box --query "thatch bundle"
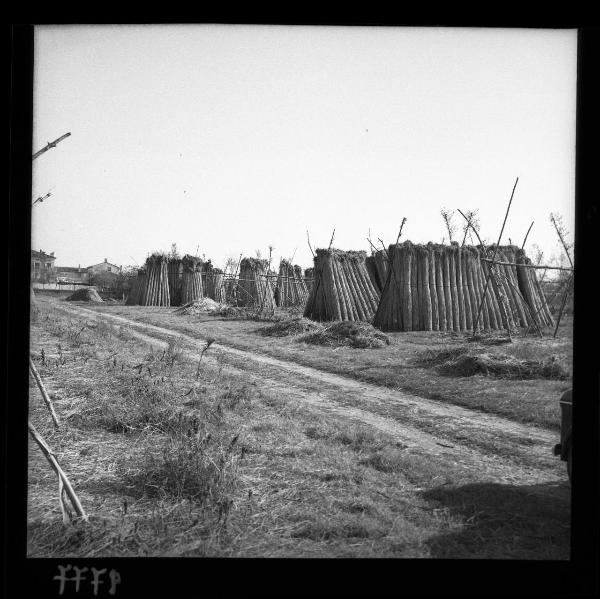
[126,269,146,305]
[303,249,381,322]
[365,250,389,295]
[204,264,226,304]
[374,241,554,332]
[180,255,203,305]
[304,267,315,294]
[276,260,309,307]
[167,258,183,306]
[237,257,275,309]
[141,254,170,306]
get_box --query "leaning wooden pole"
[28,421,88,522]
[29,358,60,428]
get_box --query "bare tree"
[440,207,457,243]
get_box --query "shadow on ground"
[421,481,571,559]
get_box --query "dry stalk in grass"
[28,421,88,523]
[29,357,60,428]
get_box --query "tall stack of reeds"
[202,261,225,303]
[237,257,275,309]
[374,241,553,332]
[303,249,381,322]
[276,259,309,308]
[304,267,315,294]
[126,269,146,305]
[167,258,183,306]
[180,255,203,305]
[141,254,170,306]
[365,250,389,295]
[515,248,555,327]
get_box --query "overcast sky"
[32,25,577,271]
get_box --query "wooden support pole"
[29,357,60,428]
[28,421,88,522]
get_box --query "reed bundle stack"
[276,260,310,307]
[365,250,389,295]
[374,241,553,332]
[237,257,276,309]
[126,269,146,305]
[303,249,381,322]
[140,254,170,306]
[180,255,203,305]
[167,258,183,306]
[304,267,315,294]
[202,261,226,303]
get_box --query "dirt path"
[54,303,565,486]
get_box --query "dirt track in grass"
[53,300,566,486]
[28,296,571,559]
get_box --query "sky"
[32,25,577,272]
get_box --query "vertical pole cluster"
[276,260,309,307]
[365,250,389,295]
[180,255,204,305]
[141,254,171,306]
[237,257,276,309]
[374,242,553,332]
[303,249,381,322]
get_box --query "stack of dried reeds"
[374,241,553,331]
[126,269,146,305]
[167,258,183,306]
[276,260,309,308]
[303,249,381,322]
[180,255,203,305]
[141,254,170,306]
[237,257,275,309]
[304,267,315,294]
[365,250,389,295]
[204,265,226,304]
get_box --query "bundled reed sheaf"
[374,241,554,332]
[204,262,226,304]
[180,255,203,305]
[237,257,276,310]
[303,249,381,322]
[167,258,183,306]
[126,269,146,305]
[275,260,309,307]
[365,250,389,295]
[304,267,315,294]
[141,254,171,306]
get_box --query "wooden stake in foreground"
[29,357,60,428]
[28,421,88,523]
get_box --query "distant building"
[54,265,90,284]
[31,250,56,282]
[86,258,122,276]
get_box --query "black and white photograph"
[9,21,599,597]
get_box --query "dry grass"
[260,317,324,337]
[300,321,391,349]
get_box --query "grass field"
[27,294,571,558]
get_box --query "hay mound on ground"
[260,317,324,337]
[438,352,569,380]
[174,298,223,315]
[65,287,103,302]
[300,321,391,349]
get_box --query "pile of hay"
[173,298,223,315]
[65,287,103,302]
[437,352,569,380]
[260,317,324,337]
[300,321,391,349]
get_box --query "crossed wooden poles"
[29,357,87,523]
